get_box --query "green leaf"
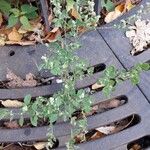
[19,115,24,126]
[20,15,31,29]
[101,0,115,12]
[140,63,150,71]
[9,8,20,17]
[0,0,11,15]
[0,109,9,120]
[7,14,18,28]
[24,94,31,105]
[31,115,38,126]
[104,66,117,78]
[130,73,140,85]
[25,11,38,19]
[102,84,114,97]
[49,114,58,123]
[31,102,38,111]
[66,0,75,12]
[21,4,37,14]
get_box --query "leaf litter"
[6,69,37,88]
[100,0,141,24]
[126,19,150,55]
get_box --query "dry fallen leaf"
[105,9,122,23]
[18,27,28,34]
[5,40,36,46]
[86,130,105,141]
[6,69,25,88]
[0,34,6,46]
[71,8,81,20]
[105,2,134,23]
[4,121,20,129]
[0,13,3,27]
[0,27,13,36]
[33,142,47,150]
[6,69,37,88]
[115,3,125,12]
[90,131,105,140]
[8,27,23,42]
[44,27,61,42]
[75,133,86,143]
[125,1,134,11]
[96,126,115,134]
[91,83,104,90]
[22,73,37,87]
[129,144,141,150]
[2,144,26,150]
[0,100,23,108]
[98,99,125,109]
[126,19,150,55]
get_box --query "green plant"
[20,0,98,149]
[98,63,150,96]
[101,0,115,12]
[0,0,38,29]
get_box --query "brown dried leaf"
[5,40,36,46]
[33,142,47,150]
[0,34,7,46]
[88,130,105,141]
[0,27,12,36]
[129,144,141,150]
[22,73,37,87]
[98,99,124,109]
[2,144,26,150]
[75,133,86,143]
[77,26,87,33]
[0,13,3,27]
[4,121,20,129]
[0,100,23,108]
[44,27,61,42]
[8,27,23,42]
[6,69,37,88]
[71,8,81,20]
[91,83,104,90]
[6,69,24,88]
[96,126,115,134]
[105,10,122,23]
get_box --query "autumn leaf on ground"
[0,12,3,27]
[71,8,81,20]
[5,40,35,46]
[105,2,134,23]
[105,4,123,23]
[44,27,61,42]
[4,121,20,129]
[126,19,150,55]
[0,34,6,46]
[0,99,23,108]
[96,126,115,134]
[8,27,23,42]
[33,142,48,150]
[92,83,104,90]
[6,69,37,88]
